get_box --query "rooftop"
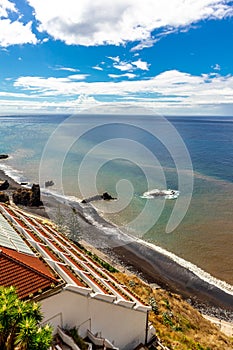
[0,203,149,310]
[0,247,59,299]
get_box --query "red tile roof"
[0,247,58,299]
[0,204,148,307]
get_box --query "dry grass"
[114,272,233,350]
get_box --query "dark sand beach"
[1,168,233,321]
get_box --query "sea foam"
[141,188,180,199]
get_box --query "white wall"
[40,289,149,350]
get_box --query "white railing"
[87,329,119,349]
[57,327,92,350]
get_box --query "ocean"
[0,114,233,287]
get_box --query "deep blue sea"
[0,114,233,285]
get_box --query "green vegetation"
[65,327,88,350]
[0,286,52,350]
[114,273,233,350]
[75,242,119,273]
[91,253,118,272]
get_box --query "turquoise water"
[0,114,233,284]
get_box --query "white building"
[0,203,155,350]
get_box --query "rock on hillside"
[13,184,43,207]
[0,192,9,203]
[0,180,9,190]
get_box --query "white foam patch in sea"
[141,188,180,199]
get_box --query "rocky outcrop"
[30,184,43,206]
[45,180,54,188]
[0,192,9,203]
[12,184,43,207]
[101,192,115,200]
[0,180,9,190]
[81,192,116,204]
[0,154,8,160]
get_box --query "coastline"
[0,167,233,321]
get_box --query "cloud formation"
[132,59,150,70]
[0,0,37,46]
[54,66,79,72]
[0,19,37,46]
[108,73,136,79]
[0,0,16,17]
[108,56,150,72]
[27,0,233,46]
[13,70,233,114]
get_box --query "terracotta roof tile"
[0,247,58,299]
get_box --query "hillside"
[114,272,233,350]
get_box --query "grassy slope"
[114,272,233,350]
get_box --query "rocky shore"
[0,168,233,322]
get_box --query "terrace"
[0,203,149,310]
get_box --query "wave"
[136,238,233,296]
[74,201,233,296]
[41,187,82,204]
[141,188,180,199]
[0,163,27,184]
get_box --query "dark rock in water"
[0,180,9,190]
[0,154,8,160]
[12,184,43,207]
[81,195,102,204]
[101,192,115,200]
[20,182,28,186]
[0,192,9,203]
[45,180,54,188]
[81,192,116,204]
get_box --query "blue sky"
[0,0,233,115]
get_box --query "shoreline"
[0,167,233,321]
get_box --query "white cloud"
[0,1,37,46]
[0,91,33,98]
[132,59,150,70]
[131,38,159,51]
[75,94,99,110]
[107,56,120,63]
[92,66,103,71]
[0,94,100,115]
[0,0,17,18]
[110,57,150,72]
[212,63,221,71]
[113,61,134,71]
[54,66,79,72]
[0,19,37,46]
[3,68,233,114]
[27,0,233,46]
[13,70,233,114]
[108,73,136,79]
[68,74,89,80]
